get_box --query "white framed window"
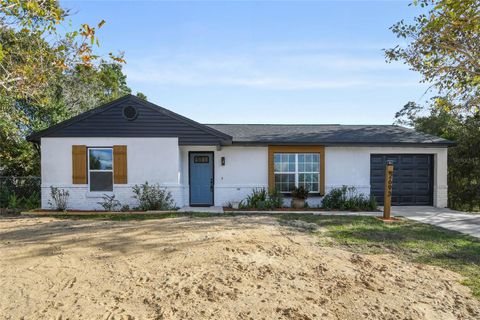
[274,153,320,193]
[88,148,113,192]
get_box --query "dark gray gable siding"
[28,95,232,145]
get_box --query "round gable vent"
[123,105,138,120]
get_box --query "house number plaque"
[383,161,394,219]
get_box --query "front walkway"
[392,206,480,238]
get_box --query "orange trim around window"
[268,145,325,196]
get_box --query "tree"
[136,92,148,101]
[57,62,132,114]
[388,1,480,210]
[385,0,480,114]
[0,1,124,101]
[0,29,63,175]
[394,101,458,140]
[0,58,133,176]
[0,1,132,176]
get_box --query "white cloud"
[124,44,420,90]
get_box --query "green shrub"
[23,192,40,209]
[7,194,21,209]
[2,191,39,210]
[268,188,284,208]
[240,188,268,209]
[120,204,131,212]
[97,194,121,211]
[48,187,70,211]
[0,176,41,208]
[132,182,175,211]
[291,186,309,199]
[0,188,11,208]
[239,188,284,210]
[322,186,377,211]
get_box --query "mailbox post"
[383,160,394,219]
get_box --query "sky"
[63,0,428,125]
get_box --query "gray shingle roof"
[205,124,454,146]
[26,94,454,147]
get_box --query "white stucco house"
[28,95,454,210]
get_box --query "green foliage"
[395,104,480,211]
[132,182,175,211]
[0,1,131,177]
[268,188,284,208]
[291,186,309,200]
[447,116,480,211]
[22,191,40,209]
[48,186,69,211]
[389,0,480,211]
[239,188,284,210]
[240,188,268,209]
[7,193,19,209]
[0,176,40,209]
[57,62,132,115]
[385,0,480,113]
[5,192,39,210]
[0,187,11,208]
[321,186,377,211]
[135,92,148,100]
[1,57,132,176]
[0,1,125,96]
[97,194,121,211]
[120,204,131,212]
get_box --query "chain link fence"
[0,176,41,211]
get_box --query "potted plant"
[291,186,309,209]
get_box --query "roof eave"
[229,141,455,147]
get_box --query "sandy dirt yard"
[0,216,479,320]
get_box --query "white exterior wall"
[41,138,449,210]
[180,145,448,208]
[179,146,268,206]
[41,137,182,210]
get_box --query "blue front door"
[189,152,214,206]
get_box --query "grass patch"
[279,213,480,298]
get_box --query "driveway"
[392,206,480,238]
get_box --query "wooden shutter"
[113,145,128,184]
[72,145,87,184]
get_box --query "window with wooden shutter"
[113,145,128,184]
[88,148,113,191]
[72,145,87,184]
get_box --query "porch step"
[178,206,224,213]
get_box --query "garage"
[370,154,434,206]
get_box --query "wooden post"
[383,161,394,219]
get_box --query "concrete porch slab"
[179,206,224,213]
